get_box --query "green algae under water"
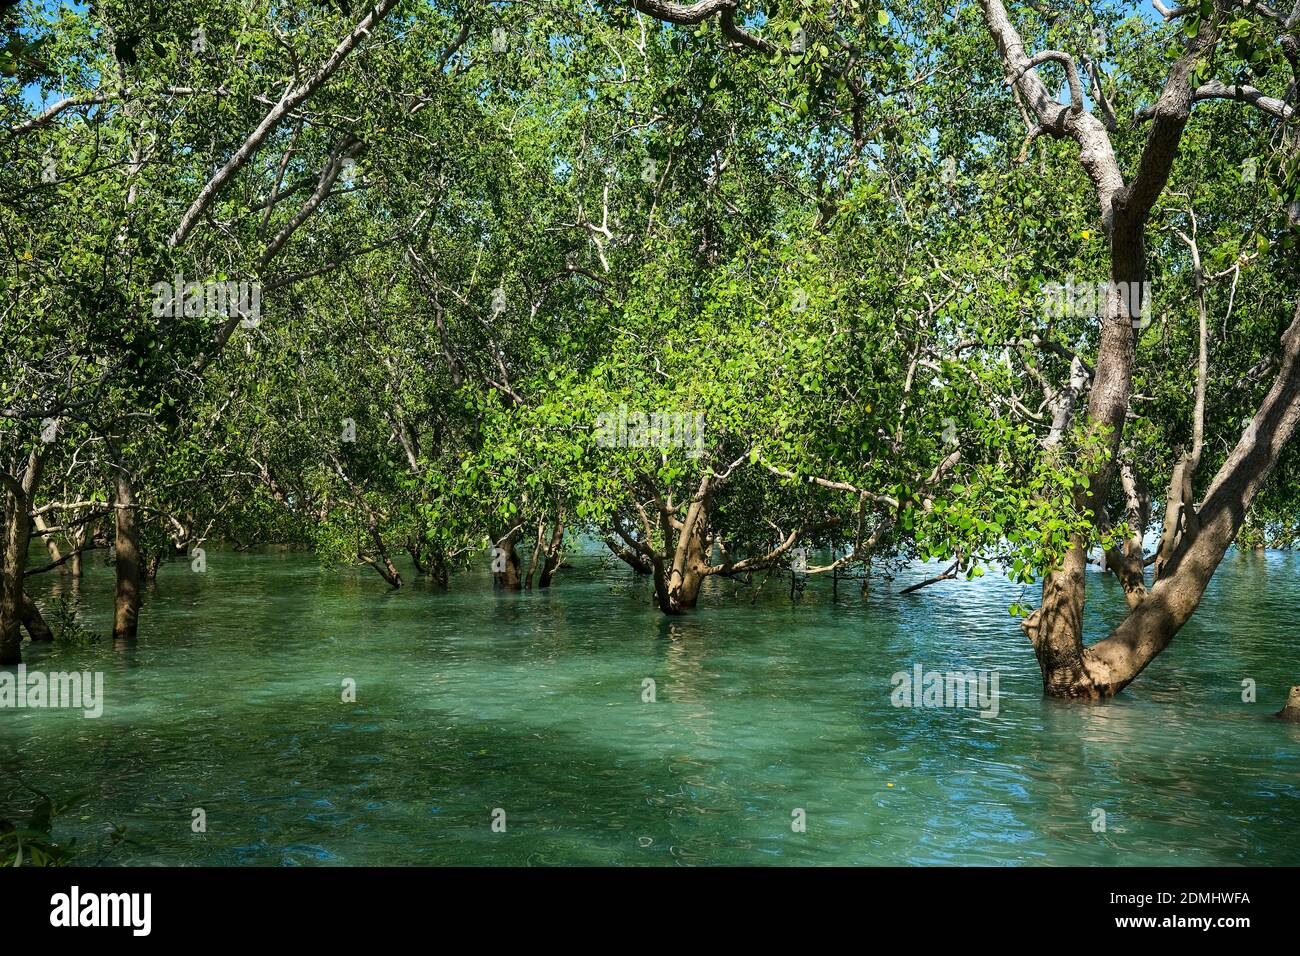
[2,545,1297,866]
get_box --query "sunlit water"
[2,544,1297,866]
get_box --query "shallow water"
[2,545,1297,866]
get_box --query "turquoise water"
[2,546,1298,865]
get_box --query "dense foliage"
[3,0,1298,699]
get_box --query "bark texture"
[1,449,46,664]
[20,592,53,642]
[112,472,143,644]
[1277,686,1300,721]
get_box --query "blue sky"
[13,0,1173,112]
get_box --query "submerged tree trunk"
[492,528,522,591]
[524,522,545,590]
[616,462,817,616]
[1,499,26,664]
[1,449,47,664]
[538,512,565,588]
[112,473,143,645]
[145,550,162,584]
[428,542,450,589]
[407,538,451,588]
[978,0,1240,699]
[20,591,53,642]
[1277,686,1300,722]
[1021,543,1094,697]
[1029,301,1300,698]
[329,454,402,588]
[408,539,429,575]
[32,514,64,571]
[0,498,28,665]
[68,522,86,578]
[520,511,567,590]
[604,532,653,575]
[654,498,710,615]
[359,541,403,589]
[356,506,402,589]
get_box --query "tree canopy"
[3,0,1299,701]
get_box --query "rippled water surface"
[2,546,1297,865]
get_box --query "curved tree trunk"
[604,532,653,575]
[976,0,1234,699]
[20,591,53,642]
[359,543,403,589]
[1030,300,1300,698]
[408,539,429,575]
[356,503,403,589]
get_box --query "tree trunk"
[360,547,403,589]
[407,537,450,588]
[0,493,29,664]
[20,591,53,642]
[68,522,85,578]
[1,449,46,664]
[32,514,64,571]
[1031,300,1300,698]
[654,502,709,614]
[1277,686,1300,722]
[408,539,429,575]
[63,512,95,579]
[1021,543,1096,697]
[604,533,652,575]
[1103,463,1150,609]
[492,529,522,591]
[539,513,565,588]
[1017,181,1150,696]
[112,473,143,645]
[524,522,545,590]
[976,0,1222,699]
[359,509,403,588]
[427,542,449,589]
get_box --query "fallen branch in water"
[900,561,959,595]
